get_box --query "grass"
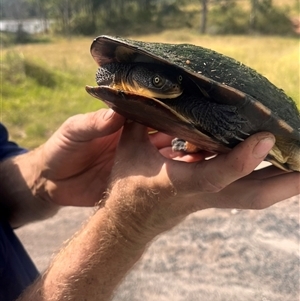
[1,32,299,149]
[1,37,101,148]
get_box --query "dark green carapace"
[86,35,300,171]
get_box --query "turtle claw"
[230,126,249,142]
[214,135,230,144]
[233,135,245,142]
[239,129,250,136]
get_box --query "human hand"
[35,109,125,206]
[106,122,300,244]
[37,109,178,207]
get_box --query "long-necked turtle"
[86,35,300,172]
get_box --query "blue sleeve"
[0,220,39,300]
[0,123,27,161]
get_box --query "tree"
[27,0,53,33]
[200,0,208,33]
[249,0,259,31]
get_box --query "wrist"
[0,146,59,227]
[104,176,183,247]
[26,146,60,220]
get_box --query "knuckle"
[62,117,76,135]
[228,159,250,178]
[194,163,225,193]
[85,112,99,131]
[64,114,82,130]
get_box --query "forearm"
[0,147,59,228]
[17,181,175,301]
[17,201,147,301]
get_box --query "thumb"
[116,121,151,158]
[193,132,276,192]
[62,108,126,142]
[114,121,165,177]
[120,121,150,145]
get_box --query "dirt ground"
[16,194,299,301]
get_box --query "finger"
[250,172,300,208]
[149,132,174,149]
[218,171,300,210]
[249,165,291,180]
[63,109,126,142]
[167,132,276,194]
[201,132,276,191]
[159,147,207,162]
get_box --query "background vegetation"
[1,0,299,37]
[1,33,299,148]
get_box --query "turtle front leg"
[171,97,249,153]
[186,97,249,143]
[192,101,248,144]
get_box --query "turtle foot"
[172,138,186,152]
[172,138,200,153]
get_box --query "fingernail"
[103,108,114,120]
[253,137,275,159]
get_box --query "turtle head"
[125,64,183,99]
[96,63,183,99]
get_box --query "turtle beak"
[85,85,229,153]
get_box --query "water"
[0,19,51,34]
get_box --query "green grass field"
[1,32,299,148]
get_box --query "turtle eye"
[152,75,164,87]
[177,75,183,83]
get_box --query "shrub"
[255,5,293,35]
[208,2,249,34]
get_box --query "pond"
[0,19,51,34]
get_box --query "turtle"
[86,35,300,172]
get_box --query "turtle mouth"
[108,80,183,100]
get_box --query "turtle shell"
[86,35,300,171]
